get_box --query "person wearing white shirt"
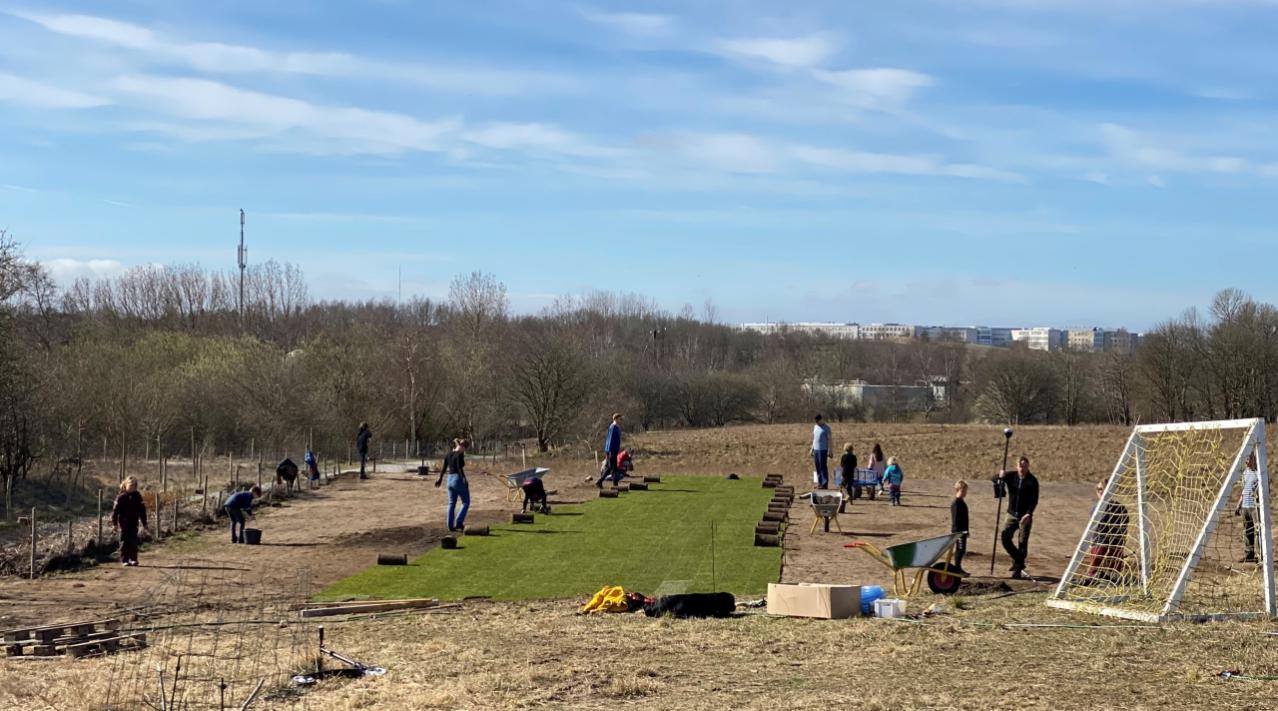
[810,414,832,489]
[1235,452,1261,563]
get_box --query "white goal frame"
[1046,418,1274,623]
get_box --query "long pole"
[238,209,246,329]
[990,428,1013,575]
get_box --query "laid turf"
[319,475,781,601]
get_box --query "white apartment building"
[739,322,860,339]
[859,323,920,341]
[1012,327,1063,351]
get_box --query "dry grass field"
[2,422,1276,710]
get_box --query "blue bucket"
[860,585,885,615]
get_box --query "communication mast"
[237,209,247,327]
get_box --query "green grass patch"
[319,476,780,601]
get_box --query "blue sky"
[3,0,1278,330]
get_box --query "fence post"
[29,507,37,579]
[154,495,162,541]
[172,492,179,532]
[97,488,103,545]
[161,457,167,492]
[67,520,74,555]
[257,455,262,487]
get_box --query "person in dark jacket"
[224,486,262,543]
[1086,479,1129,582]
[435,438,474,531]
[838,443,857,512]
[994,455,1039,579]
[111,476,148,566]
[356,422,372,480]
[951,480,970,574]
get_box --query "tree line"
[1,233,1274,499]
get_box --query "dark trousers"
[359,451,368,477]
[596,455,619,486]
[1244,508,1258,558]
[120,524,140,563]
[1001,514,1033,571]
[227,506,247,542]
[954,533,968,570]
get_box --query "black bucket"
[243,528,262,545]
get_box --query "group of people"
[812,416,902,505]
[109,476,262,566]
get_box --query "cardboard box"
[766,583,861,619]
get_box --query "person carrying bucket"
[225,486,262,544]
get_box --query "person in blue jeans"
[224,486,262,543]
[595,413,624,488]
[811,414,832,489]
[435,438,472,531]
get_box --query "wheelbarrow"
[837,467,882,501]
[844,531,967,596]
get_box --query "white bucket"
[874,598,906,618]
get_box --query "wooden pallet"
[1,619,143,658]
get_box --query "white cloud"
[1100,123,1251,174]
[462,122,620,158]
[43,257,128,283]
[658,132,780,173]
[0,72,110,109]
[812,68,934,107]
[714,33,840,69]
[1148,175,1167,188]
[13,11,581,96]
[111,75,461,154]
[789,144,1024,181]
[584,11,674,37]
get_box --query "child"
[616,448,634,478]
[305,447,320,482]
[952,480,969,574]
[882,457,904,506]
[838,444,857,512]
[111,477,149,566]
[224,486,262,543]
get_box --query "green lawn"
[319,476,781,601]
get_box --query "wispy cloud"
[461,122,621,158]
[812,68,934,107]
[111,74,461,154]
[583,11,674,37]
[43,257,128,283]
[11,11,582,96]
[101,199,132,207]
[713,33,841,69]
[0,72,109,109]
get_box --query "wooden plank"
[301,597,438,607]
[3,618,120,640]
[30,645,57,657]
[298,599,440,618]
[4,644,22,657]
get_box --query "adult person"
[811,414,832,489]
[224,486,262,543]
[866,443,886,494]
[1235,451,1261,563]
[994,455,1039,579]
[595,413,623,489]
[435,438,472,531]
[1087,479,1129,582]
[356,422,372,480]
[111,476,148,566]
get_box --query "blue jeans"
[813,450,830,488]
[447,474,470,531]
[226,506,246,542]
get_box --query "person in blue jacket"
[595,413,623,488]
[225,486,262,543]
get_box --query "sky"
[3,1,1278,331]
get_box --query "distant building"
[1066,328,1105,353]
[739,322,860,339]
[1013,327,1063,351]
[1102,329,1138,355]
[920,326,979,344]
[802,379,934,412]
[859,323,920,341]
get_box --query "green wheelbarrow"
[844,531,967,596]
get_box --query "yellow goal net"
[1048,418,1274,622]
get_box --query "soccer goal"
[1047,418,1274,622]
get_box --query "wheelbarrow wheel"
[852,485,863,500]
[866,487,877,501]
[926,562,964,595]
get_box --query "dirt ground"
[3,423,1277,710]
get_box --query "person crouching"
[224,486,262,543]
